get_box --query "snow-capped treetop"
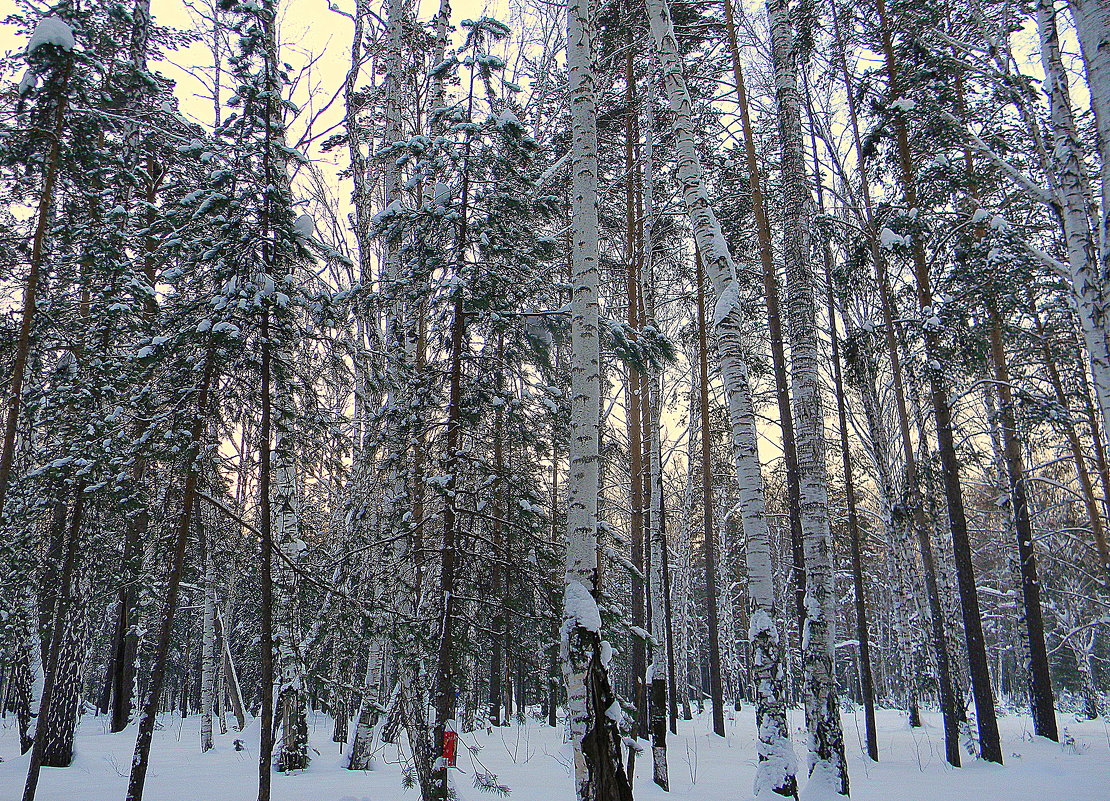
[28,17,76,54]
[18,70,38,95]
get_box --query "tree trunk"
[216,608,246,732]
[564,0,633,795]
[642,90,670,788]
[645,0,798,794]
[765,0,847,788]
[720,0,808,647]
[1031,309,1110,573]
[258,297,277,801]
[0,53,71,520]
[876,0,1002,763]
[346,645,386,770]
[1039,0,1110,460]
[823,248,878,762]
[429,59,474,801]
[828,0,960,762]
[123,353,217,801]
[1068,0,1110,293]
[624,39,649,777]
[694,251,727,738]
[986,305,1058,740]
[201,500,217,753]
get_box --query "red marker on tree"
[442,721,458,768]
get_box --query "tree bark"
[765,0,847,788]
[823,244,878,762]
[644,0,799,793]
[201,499,217,753]
[986,304,1058,740]
[828,0,961,763]
[875,0,1002,764]
[694,251,727,738]
[124,352,217,801]
[564,0,633,796]
[720,0,808,647]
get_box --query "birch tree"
[644,0,798,795]
[764,0,848,789]
[563,0,633,797]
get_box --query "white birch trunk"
[1067,0,1110,269]
[346,639,386,770]
[200,530,217,753]
[271,426,309,771]
[217,604,246,732]
[764,0,848,791]
[1038,0,1110,448]
[644,0,798,794]
[643,90,670,791]
[564,0,630,796]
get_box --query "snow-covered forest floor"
[2,708,1106,801]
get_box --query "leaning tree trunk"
[645,0,799,795]
[216,608,246,732]
[1031,309,1110,574]
[22,489,84,801]
[845,330,923,729]
[3,61,75,762]
[564,0,633,797]
[0,39,71,520]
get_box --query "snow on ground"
[1,706,1107,800]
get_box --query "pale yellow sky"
[2,0,511,133]
[162,0,509,129]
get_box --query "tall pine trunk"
[829,0,960,762]
[875,0,1002,763]
[985,304,1058,739]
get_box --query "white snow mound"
[28,17,75,53]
